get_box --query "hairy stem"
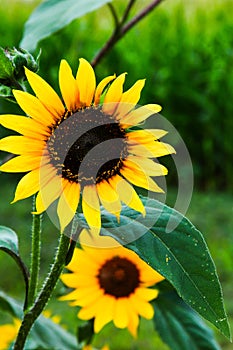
[25,197,42,310]
[91,0,164,68]
[13,234,70,350]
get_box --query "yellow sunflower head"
[60,232,164,337]
[0,318,21,349]
[0,58,175,234]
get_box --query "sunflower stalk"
[25,197,42,311]
[91,0,164,67]
[13,233,70,350]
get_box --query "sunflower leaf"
[20,0,113,52]
[0,226,29,308]
[98,198,231,339]
[152,282,221,350]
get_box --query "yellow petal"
[13,90,57,125]
[11,169,40,203]
[102,73,126,115]
[127,129,167,143]
[34,175,63,214]
[66,245,100,272]
[140,265,165,285]
[0,155,41,172]
[94,295,115,333]
[129,293,154,319]
[135,287,159,301]
[109,174,145,215]
[0,115,49,139]
[96,180,121,218]
[116,79,145,119]
[127,307,139,337]
[59,59,79,111]
[114,298,129,329]
[78,295,105,321]
[24,67,65,117]
[0,136,45,155]
[94,74,116,105]
[82,185,101,234]
[76,58,96,107]
[57,180,80,232]
[128,141,175,158]
[124,156,168,176]
[121,104,162,125]
[121,167,164,193]
[71,286,104,307]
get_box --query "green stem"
[25,197,42,310]
[13,233,70,350]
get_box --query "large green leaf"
[20,0,113,52]
[152,283,221,350]
[0,226,29,305]
[96,198,231,339]
[0,292,77,350]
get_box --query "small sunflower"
[0,58,174,233]
[60,231,164,337]
[0,318,21,349]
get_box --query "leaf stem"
[91,0,164,68]
[13,233,70,350]
[25,197,42,310]
[107,3,120,30]
[120,0,137,26]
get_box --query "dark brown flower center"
[47,107,128,187]
[97,256,140,298]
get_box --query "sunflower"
[0,318,21,349]
[0,58,174,233]
[60,231,164,337]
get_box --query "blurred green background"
[0,0,232,349]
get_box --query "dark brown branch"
[120,0,137,26]
[91,0,164,68]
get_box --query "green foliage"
[153,283,221,350]
[0,226,29,305]
[0,292,78,350]
[20,0,113,52]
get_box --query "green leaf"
[20,0,113,52]
[153,283,221,350]
[97,198,231,339]
[0,291,20,317]
[0,47,14,79]
[0,292,77,350]
[0,226,29,307]
[77,320,94,349]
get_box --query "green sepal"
[0,47,14,79]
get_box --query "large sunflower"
[0,58,174,233]
[60,231,164,337]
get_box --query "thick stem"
[25,197,42,310]
[13,234,70,350]
[91,0,164,68]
